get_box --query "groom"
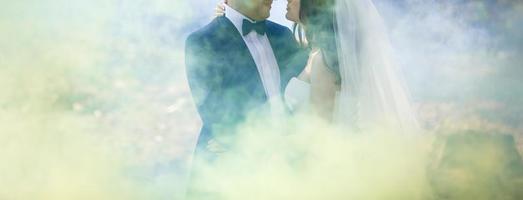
[185,0,307,158]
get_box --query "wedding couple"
[186,0,419,159]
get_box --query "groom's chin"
[259,3,271,18]
[258,12,270,20]
[261,8,271,19]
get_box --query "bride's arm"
[310,50,339,121]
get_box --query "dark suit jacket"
[185,16,307,155]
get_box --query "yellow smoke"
[188,113,435,200]
[1,1,522,200]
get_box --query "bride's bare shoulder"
[309,49,340,95]
[298,48,323,82]
[309,49,325,67]
[310,49,337,77]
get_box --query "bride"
[284,0,420,132]
[218,0,420,133]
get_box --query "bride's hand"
[215,2,226,17]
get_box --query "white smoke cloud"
[1,0,522,199]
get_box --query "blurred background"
[0,0,522,199]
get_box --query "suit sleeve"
[282,28,310,79]
[185,34,222,135]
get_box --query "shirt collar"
[224,4,258,35]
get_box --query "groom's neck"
[226,2,262,21]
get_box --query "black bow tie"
[242,19,266,36]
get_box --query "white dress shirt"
[224,5,281,100]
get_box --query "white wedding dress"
[285,0,420,133]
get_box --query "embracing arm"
[185,34,223,135]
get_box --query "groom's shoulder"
[266,20,293,36]
[186,17,224,44]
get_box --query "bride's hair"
[293,0,340,80]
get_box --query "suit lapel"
[216,16,267,102]
[266,23,297,93]
[265,25,283,67]
[266,27,284,92]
